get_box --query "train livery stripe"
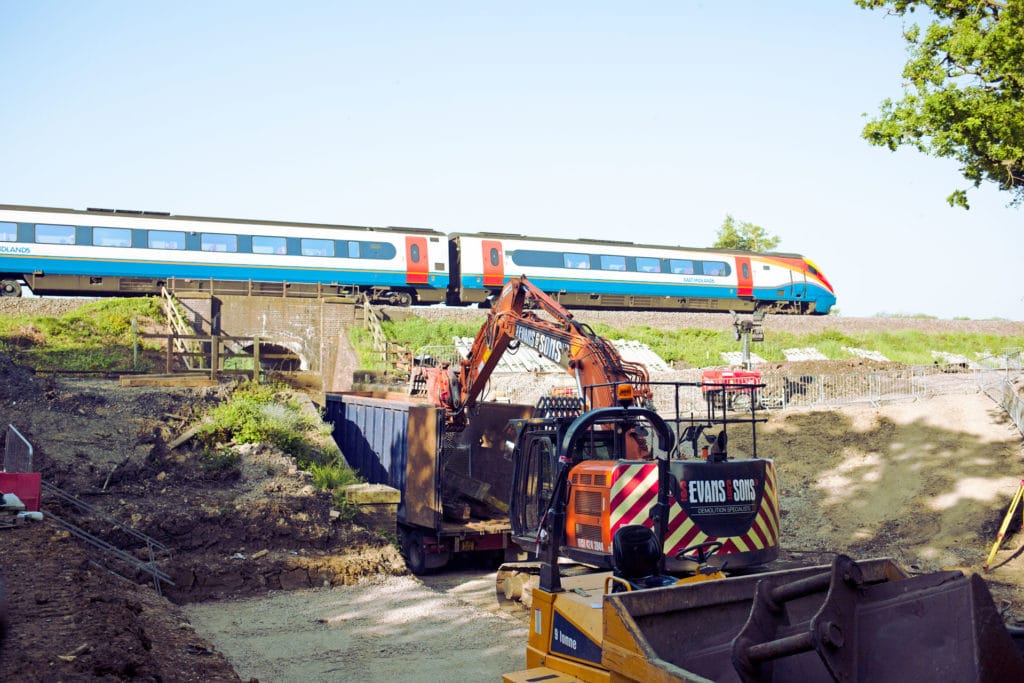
[3,253,449,288]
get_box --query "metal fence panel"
[986,380,1024,439]
[4,424,33,472]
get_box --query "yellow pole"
[984,480,1024,572]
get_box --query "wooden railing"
[137,331,293,381]
[161,287,201,371]
[356,295,412,378]
[157,287,291,381]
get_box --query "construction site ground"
[1,311,1023,680]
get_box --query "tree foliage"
[713,215,780,251]
[857,0,1024,208]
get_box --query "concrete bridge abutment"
[174,295,359,392]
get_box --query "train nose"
[814,290,837,315]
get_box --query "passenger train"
[0,204,835,314]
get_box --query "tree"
[857,0,1024,208]
[713,215,780,251]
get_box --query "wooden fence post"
[253,337,261,382]
[210,335,220,380]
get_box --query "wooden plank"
[119,375,219,388]
[167,418,213,450]
[442,500,471,522]
[445,470,491,502]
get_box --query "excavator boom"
[419,275,650,429]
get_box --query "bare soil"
[0,359,404,682]
[0,301,1022,681]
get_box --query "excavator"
[415,275,779,583]
[416,276,1024,681]
[500,399,1024,682]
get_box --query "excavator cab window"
[516,434,557,535]
[568,430,616,461]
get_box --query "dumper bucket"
[601,555,1024,682]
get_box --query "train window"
[669,259,694,275]
[201,233,238,253]
[599,255,626,271]
[410,244,421,262]
[347,241,360,258]
[358,242,396,260]
[148,230,186,250]
[489,247,500,267]
[0,222,16,241]
[701,261,730,276]
[35,224,76,245]
[301,238,334,257]
[636,257,661,273]
[564,253,590,270]
[93,227,131,248]
[509,250,563,268]
[742,263,750,278]
[253,236,287,254]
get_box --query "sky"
[0,1,1020,320]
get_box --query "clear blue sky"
[1,2,1020,320]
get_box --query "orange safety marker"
[984,479,1024,572]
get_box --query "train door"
[482,240,504,287]
[405,236,428,285]
[791,269,806,301]
[736,256,753,298]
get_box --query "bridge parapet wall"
[173,295,356,385]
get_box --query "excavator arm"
[419,275,651,430]
[456,276,651,425]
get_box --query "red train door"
[482,240,504,287]
[736,256,753,298]
[405,236,428,285]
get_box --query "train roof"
[0,205,809,260]
[0,204,445,236]
[447,231,807,259]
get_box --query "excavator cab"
[506,381,779,574]
[507,405,675,561]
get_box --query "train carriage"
[0,204,835,314]
[0,205,450,304]
[450,232,835,314]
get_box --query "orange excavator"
[415,275,779,583]
[417,274,652,433]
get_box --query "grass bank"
[0,297,165,371]
[361,315,1024,368]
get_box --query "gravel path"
[185,574,528,683]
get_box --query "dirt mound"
[0,350,46,404]
[1,524,241,682]
[0,358,403,680]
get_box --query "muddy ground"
[0,357,404,682]
[0,321,1022,679]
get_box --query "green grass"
[310,462,364,514]
[193,380,363,513]
[0,297,164,371]
[348,327,388,371]
[195,380,335,468]
[382,316,485,351]
[349,316,486,370]
[371,315,1024,369]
